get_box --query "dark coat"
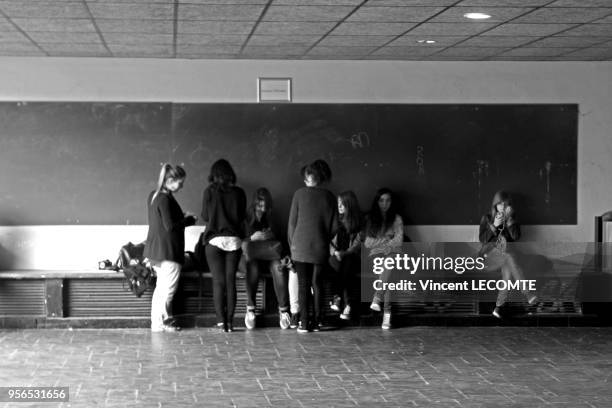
[144,190,195,264]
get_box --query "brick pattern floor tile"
[1,327,611,407]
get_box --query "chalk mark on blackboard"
[416,145,425,176]
[350,132,370,149]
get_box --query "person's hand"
[493,212,504,227]
[334,250,343,261]
[250,231,265,241]
[260,230,274,240]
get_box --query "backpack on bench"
[115,242,155,298]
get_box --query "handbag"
[242,239,283,261]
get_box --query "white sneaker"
[381,312,391,330]
[370,300,381,312]
[244,310,256,330]
[340,305,351,320]
[279,312,291,330]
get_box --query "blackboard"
[0,102,171,225]
[0,102,577,226]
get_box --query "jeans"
[330,253,359,308]
[294,262,324,323]
[150,260,181,329]
[205,244,242,324]
[373,266,393,312]
[485,248,533,307]
[246,259,288,312]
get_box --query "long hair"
[151,163,186,203]
[246,187,273,228]
[338,190,362,235]
[490,190,515,222]
[366,188,397,238]
[208,159,236,186]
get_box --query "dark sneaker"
[312,320,322,332]
[290,313,299,329]
[330,295,342,312]
[297,321,309,333]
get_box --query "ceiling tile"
[253,21,336,35]
[408,22,497,36]
[241,45,310,56]
[0,31,29,41]
[458,35,535,47]
[555,46,612,58]
[178,44,241,54]
[0,41,41,52]
[0,2,88,18]
[513,7,612,24]
[500,47,578,57]
[389,35,467,47]
[88,3,173,19]
[330,22,416,35]
[263,5,355,21]
[179,21,254,35]
[0,48,44,56]
[41,42,109,55]
[178,0,267,3]
[177,53,238,59]
[247,35,321,47]
[591,15,612,24]
[346,6,446,22]
[269,0,361,4]
[12,18,96,32]
[435,46,510,57]
[429,7,535,23]
[178,34,246,45]
[548,0,612,6]
[530,36,610,47]
[371,45,445,57]
[307,45,377,55]
[180,4,264,21]
[27,31,102,43]
[482,23,577,36]
[457,0,555,5]
[109,44,173,53]
[104,33,175,45]
[318,35,396,46]
[96,19,173,34]
[561,24,612,36]
[366,0,458,5]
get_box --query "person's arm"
[287,192,298,248]
[505,220,521,241]
[330,234,338,256]
[387,215,404,250]
[479,214,497,244]
[158,195,194,232]
[345,231,362,256]
[201,187,210,227]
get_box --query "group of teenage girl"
[144,159,536,333]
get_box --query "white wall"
[0,57,610,267]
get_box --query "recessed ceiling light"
[464,12,491,20]
[417,40,437,44]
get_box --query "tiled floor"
[1,326,611,407]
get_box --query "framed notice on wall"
[258,78,292,102]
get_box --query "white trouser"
[151,260,181,329]
[288,269,299,314]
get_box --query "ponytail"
[151,163,186,204]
